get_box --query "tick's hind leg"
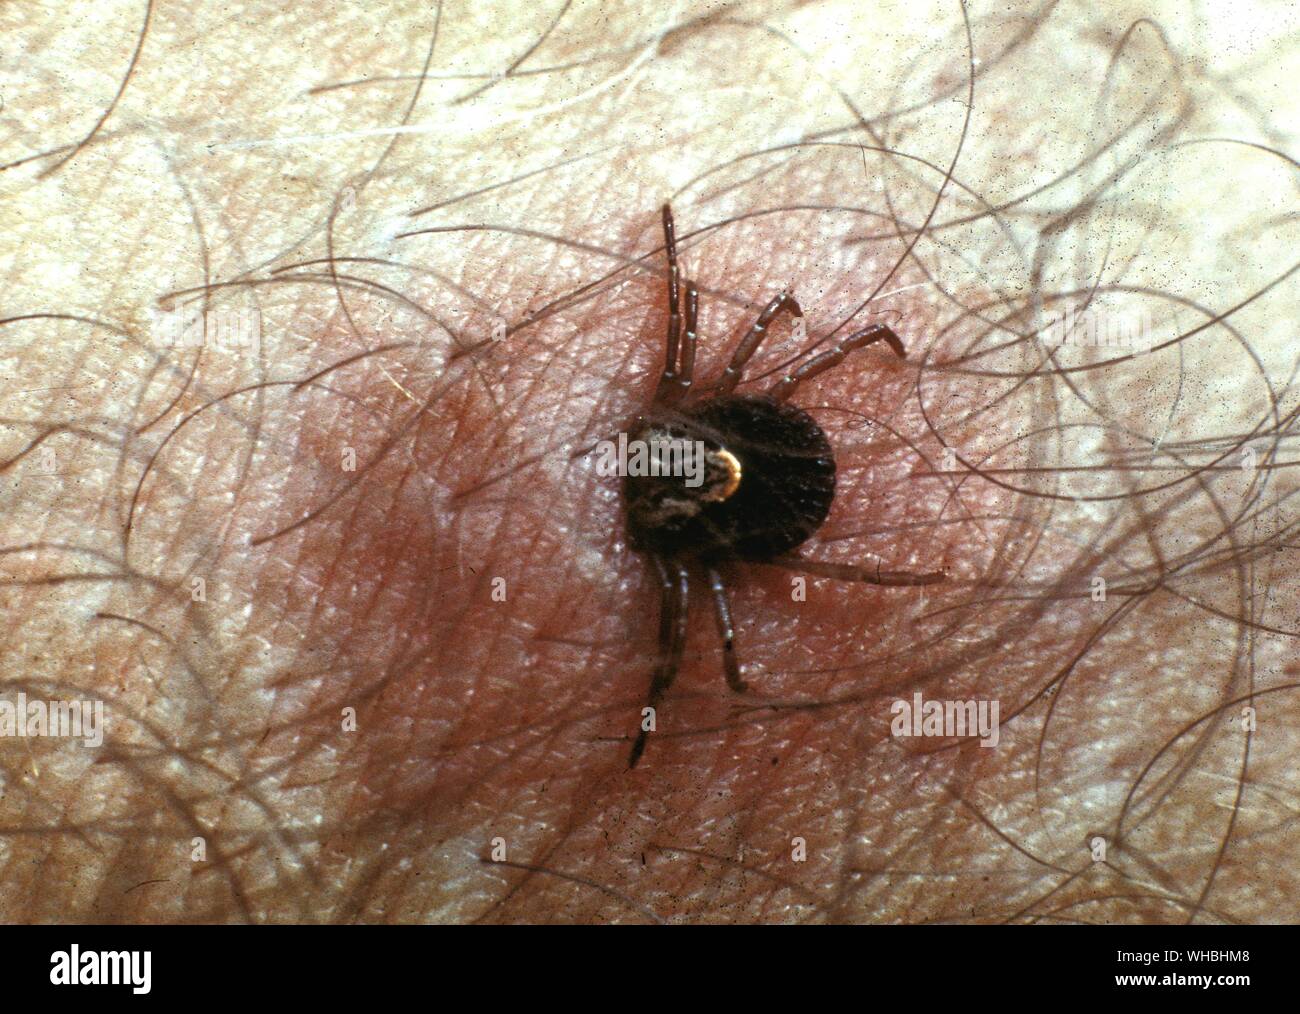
[670,280,699,404]
[628,556,690,769]
[714,292,803,395]
[763,554,947,586]
[769,322,904,402]
[653,203,700,406]
[653,204,683,404]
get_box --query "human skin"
[1,0,1298,923]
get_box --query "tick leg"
[628,557,691,768]
[706,566,747,692]
[659,279,699,405]
[676,280,699,401]
[763,554,946,586]
[768,323,904,402]
[653,204,683,405]
[715,292,803,395]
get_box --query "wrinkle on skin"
[1,0,1298,924]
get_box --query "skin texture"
[1,0,1298,923]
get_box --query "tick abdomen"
[624,394,836,561]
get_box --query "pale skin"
[1,0,1297,923]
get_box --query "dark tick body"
[623,204,945,769]
[624,396,835,561]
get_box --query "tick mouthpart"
[700,447,743,502]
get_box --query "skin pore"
[2,0,1298,923]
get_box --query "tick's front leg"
[628,556,690,768]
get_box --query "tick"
[623,204,946,768]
